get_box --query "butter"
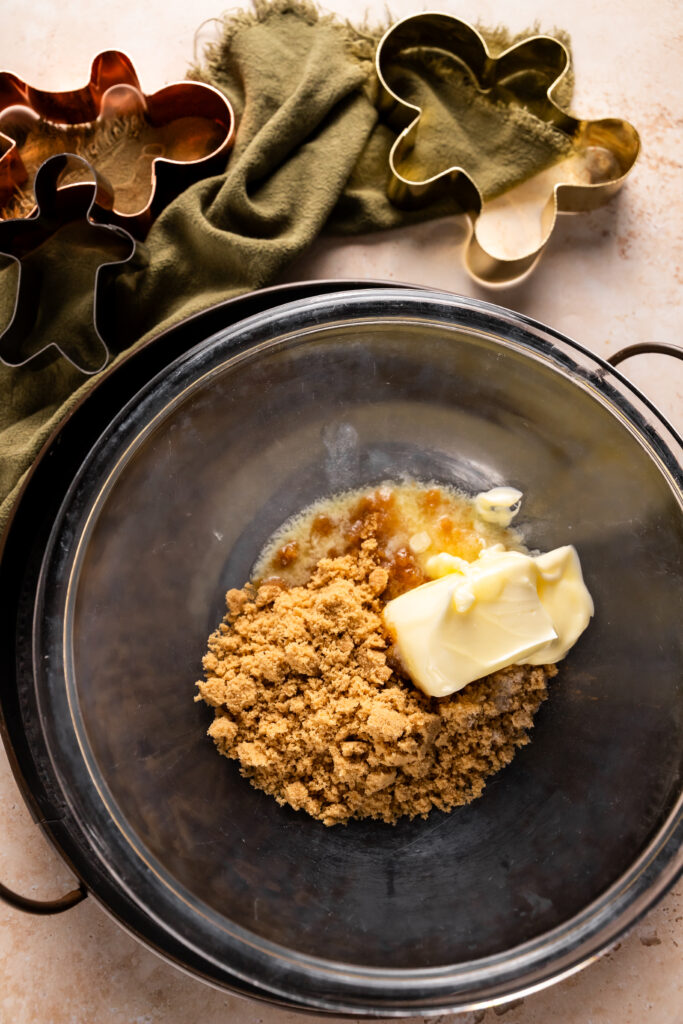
[408,531,432,554]
[475,486,523,526]
[525,546,594,664]
[383,545,593,698]
[426,551,471,578]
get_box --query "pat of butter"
[525,546,594,664]
[383,545,593,698]
[475,486,523,526]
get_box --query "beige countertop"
[1,1,681,1021]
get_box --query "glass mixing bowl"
[19,289,683,1013]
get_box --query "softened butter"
[383,545,593,698]
[474,486,523,526]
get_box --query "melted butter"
[383,545,593,698]
[254,480,521,588]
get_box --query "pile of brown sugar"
[195,539,555,826]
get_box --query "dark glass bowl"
[17,289,683,1013]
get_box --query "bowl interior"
[40,306,682,972]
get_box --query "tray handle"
[608,342,683,366]
[0,878,87,915]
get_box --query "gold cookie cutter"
[0,50,235,236]
[376,13,640,285]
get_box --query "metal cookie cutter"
[0,51,235,235]
[376,13,640,285]
[0,153,137,374]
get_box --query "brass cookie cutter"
[0,153,137,374]
[0,50,235,235]
[376,13,640,285]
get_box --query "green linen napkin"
[0,0,573,529]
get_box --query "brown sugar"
[195,538,556,826]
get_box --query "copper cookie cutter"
[0,153,138,374]
[0,50,235,236]
[376,13,640,285]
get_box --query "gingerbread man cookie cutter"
[376,13,640,285]
[0,50,235,236]
[0,153,137,374]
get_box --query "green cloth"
[0,0,574,529]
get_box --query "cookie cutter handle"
[0,877,87,915]
[608,343,683,367]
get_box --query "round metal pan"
[1,285,680,1016]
